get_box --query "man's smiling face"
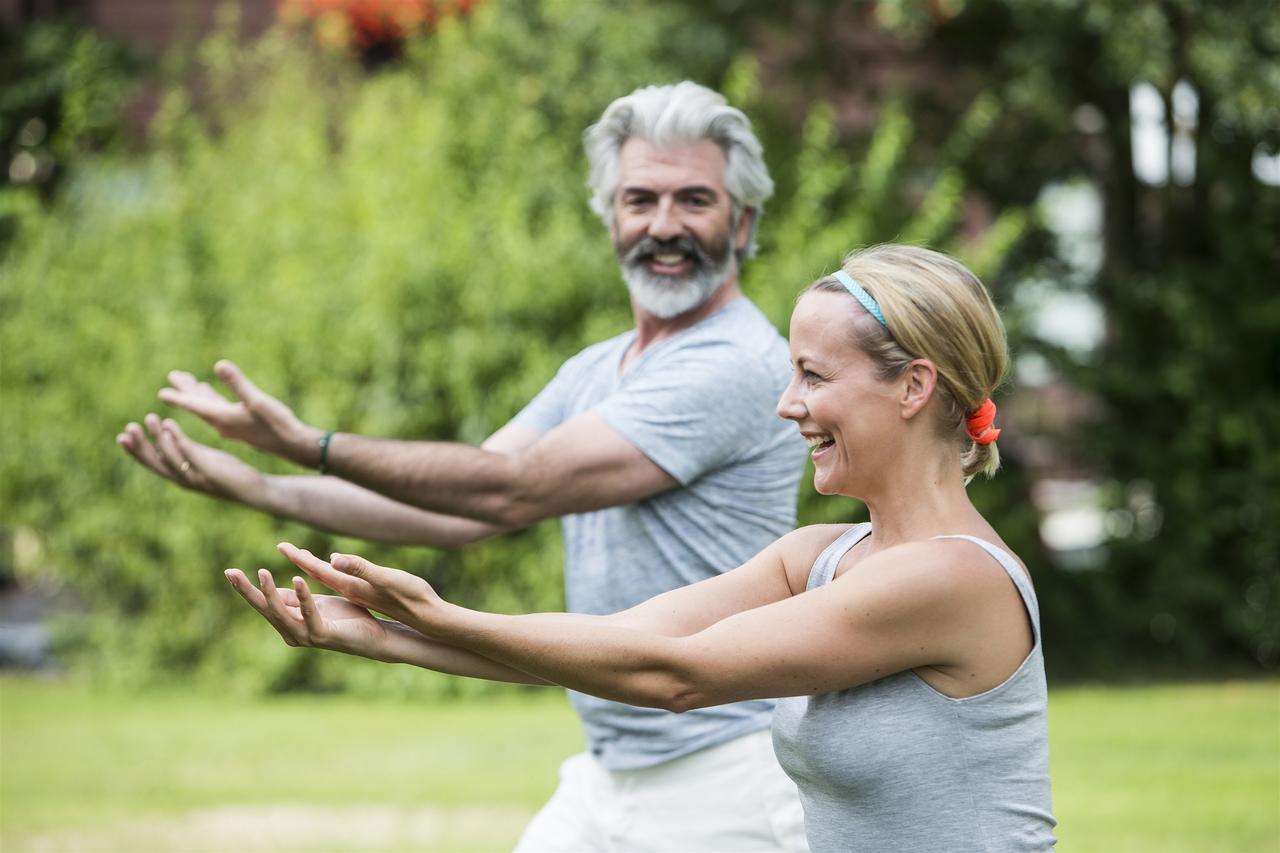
[611,138,748,319]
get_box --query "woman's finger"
[225,568,269,611]
[294,577,327,637]
[259,569,305,635]
[278,543,349,593]
[226,569,300,647]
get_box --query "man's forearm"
[320,434,537,526]
[257,474,511,547]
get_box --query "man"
[119,81,810,851]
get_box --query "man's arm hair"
[122,415,532,547]
[258,475,513,547]
[322,411,678,527]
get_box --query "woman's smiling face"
[776,290,904,497]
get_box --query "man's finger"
[170,370,227,403]
[157,388,238,424]
[162,419,208,467]
[118,423,177,480]
[151,418,194,481]
[143,412,170,448]
[167,370,200,392]
[141,416,184,477]
[215,360,266,407]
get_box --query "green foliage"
[739,86,1037,538]
[683,0,1280,678]
[917,0,1280,675]
[1,0,735,691]
[0,19,140,205]
[2,1,1040,691]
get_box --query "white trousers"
[514,729,809,852]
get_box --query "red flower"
[278,0,477,55]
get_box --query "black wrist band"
[318,430,336,475]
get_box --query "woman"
[227,244,1057,850]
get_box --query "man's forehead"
[616,138,728,189]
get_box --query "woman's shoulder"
[843,536,1028,609]
[773,524,867,593]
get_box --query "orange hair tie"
[966,398,1001,445]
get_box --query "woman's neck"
[858,450,982,549]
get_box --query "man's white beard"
[619,239,737,319]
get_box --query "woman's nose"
[776,380,805,421]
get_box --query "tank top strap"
[805,523,873,591]
[930,534,1041,636]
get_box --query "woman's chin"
[812,476,839,496]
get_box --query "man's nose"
[647,199,684,241]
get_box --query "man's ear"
[734,207,755,252]
[901,359,938,420]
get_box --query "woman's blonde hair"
[808,244,1010,481]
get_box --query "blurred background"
[1,0,1277,850]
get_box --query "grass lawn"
[2,676,1277,851]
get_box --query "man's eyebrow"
[675,185,720,198]
[620,185,721,196]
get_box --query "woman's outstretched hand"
[224,566,387,657]
[274,542,444,632]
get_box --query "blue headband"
[831,270,888,328]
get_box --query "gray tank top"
[772,523,1057,852]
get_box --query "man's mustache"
[622,235,713,267]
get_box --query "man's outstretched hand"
[157,360,322,467]
[117,414,269,506]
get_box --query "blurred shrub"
[0,19,140,206]
[879,0,1280,677]
[1,0,728,694]
[1,0,1031,693]
[684,0,1280,678]
[739,79,1041,565]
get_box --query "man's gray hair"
[584,81,774,260]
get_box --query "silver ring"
[179,461,192,474]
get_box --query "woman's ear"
[900,359,938,420]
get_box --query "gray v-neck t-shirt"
[514,296,808,770]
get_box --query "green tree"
[0,0,1038,691]
[924,0,1280,674]
[711,0,1280,675]
[1,0,732,692]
